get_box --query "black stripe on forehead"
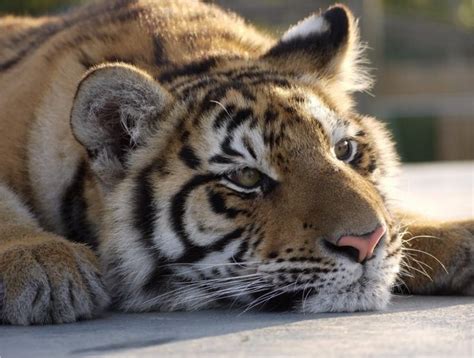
[199,83,257,109]
[182,73,294,130]
[221,136,244,159]
[189,83,256,126]
[243,136,257,160]
[158,56,222,83]
[180,76,291,101]
[167,65,261,91]
[209,155,236,165]
[226,108,253,132]
[172,68,292,100]
[213,104,236,130]
[215,109,253,160]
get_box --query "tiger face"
[71,5,402,312]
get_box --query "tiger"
[0,0,472,326]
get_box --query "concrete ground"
[0,162,473,357]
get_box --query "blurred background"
[1,0,473,162]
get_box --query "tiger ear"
[70,63,172,187]
[264,4,371,94]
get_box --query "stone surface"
[0,162,473,357]
[0,296,473,358]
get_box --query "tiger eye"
[335,139,353,161]
[230,167,262,188]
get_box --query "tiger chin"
[0,0,472,325]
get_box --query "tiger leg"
[396,212,474,295]
[0,183,109,325]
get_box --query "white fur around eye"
[219,178,262,195]
[282,15,329,42]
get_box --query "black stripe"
[180,130,190,143]
[209,155,236,165]
[207,190,242,219]
[169,174,245,263]
[153,34,169,66]
[0,23,61,71]
[243,137,257,160]
[245,77,291,88]
[61,161,98,249]
[190,86,235,125]
[221,136,244,158]
[42,31,122,63]
[176,76,288,103]
[174,228,245,263]
[158,57,220,83]
[217,108,253,159]
[134,164,173,294]
[226,108,253,133]
[180,77,218,99]
[210,228,245,252]
[367,158,377,173]
[350,151,364,167]
[232,239,249,263]
[168,65,260,92]
[264,109,278,125]
[213,105,235,130]
[179,145,202,170]
[133,165,159,249]
[170,174,215,244]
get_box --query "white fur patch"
[282,15,329,42]
[300,240,399,313]
[306,95,355,145]
[104,186,156,292]
[155,205,185,259]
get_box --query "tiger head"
[70,5,402,313]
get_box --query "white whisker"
[401,247,448,274]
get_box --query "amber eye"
[226,167,263,188]
[335,139,354,161]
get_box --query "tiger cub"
[0,0,472,325]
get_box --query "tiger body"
[0,0,472,325]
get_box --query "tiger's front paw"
[0,235,110,325]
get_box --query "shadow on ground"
[0,295,472,357]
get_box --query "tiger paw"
[401,219,474,296]
[0,236,110,325]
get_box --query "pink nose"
[336,226,386,263]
